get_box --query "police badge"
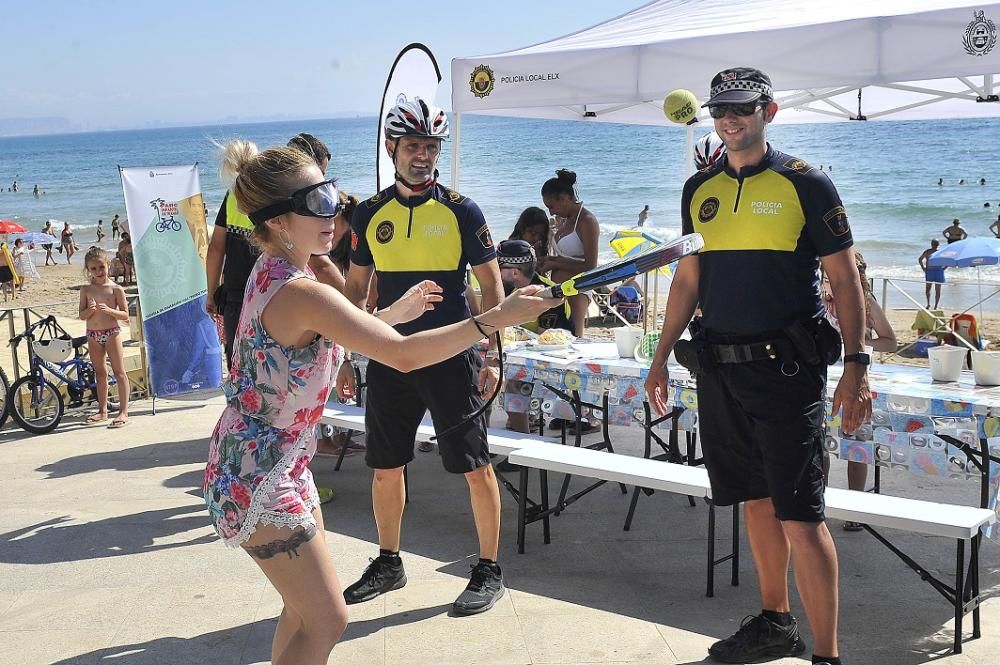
[964,10,997,57]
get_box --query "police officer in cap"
[497,239,572,333]
[645,67,871,665]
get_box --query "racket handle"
[544,285,564,299]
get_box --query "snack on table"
[537,328,573,346]
[502,327,533,344]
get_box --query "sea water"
[1,115,998,309]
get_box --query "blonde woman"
[203,140,555,665]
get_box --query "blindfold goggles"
[249,179,341,226]
[708,102,765,119]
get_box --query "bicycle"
[155,216,182,233]
[0,364,10,430]
[7,316,117,434]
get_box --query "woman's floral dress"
[203,254,340,547]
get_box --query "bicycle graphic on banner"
[150,198,182,232]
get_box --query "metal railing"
[872,276,998,356]
[0,294,150,397]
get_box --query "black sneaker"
[708,613,805,663]
[453,562,505,615]
[343,556,407,604]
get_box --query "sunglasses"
[249,179,341,226]
[708,102,764,119]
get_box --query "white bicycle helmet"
[694,131,727,170]
[384,96,450,141]
[35,337,74,363]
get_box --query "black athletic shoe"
[453,562,505,615]
[343,556,407,604]
[708,613,806,663]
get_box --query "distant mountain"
[0,117,80,137]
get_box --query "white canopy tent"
[450,0,1000,186]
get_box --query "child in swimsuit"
[79,247,131,428]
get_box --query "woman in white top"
[537,169,599,336]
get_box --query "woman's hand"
[481,285,561,329]
[379,280,443,326]
[336,360,356,401]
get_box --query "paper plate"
[533,343,573,351]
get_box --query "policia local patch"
[822,206,850,236]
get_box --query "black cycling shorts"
[696,359,828,522]
[364,348,490,474]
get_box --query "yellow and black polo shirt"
[351,183,496,335]
[681,146,852,335]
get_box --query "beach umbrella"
[0,220,28,234]
[609,229,673,332]
[10,232,59,246]
[609,229,672,276]
[927,237,1000,333]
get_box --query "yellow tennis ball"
[663,88,699,125]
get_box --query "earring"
[278,228,294,251]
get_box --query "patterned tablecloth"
[503,341,1000,533]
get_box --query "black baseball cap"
[497,239,535,266]
[703,67,774,107]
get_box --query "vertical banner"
[377,43,442,192]
[120,165,222,397]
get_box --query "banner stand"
[119,164,224,405]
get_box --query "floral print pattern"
[203,254,340,547]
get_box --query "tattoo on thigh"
[244,525,317,560]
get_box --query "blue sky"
[0,0,622,130]
[4,1,998,131]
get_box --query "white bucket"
[972,351,1000,386]
[928,345,967,382]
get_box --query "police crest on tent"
[470,65,495,98]
[963,10,997,57]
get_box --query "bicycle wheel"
[9,375,64,434]
[0,366,10,429]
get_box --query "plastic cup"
[614,327,643,358]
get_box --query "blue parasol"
[927,237,1000,332]
[9,232,60,246]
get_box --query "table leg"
[540,470,551,544]
[954,538,965,654]
[517,467,529,554]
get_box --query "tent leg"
[451,112,461,190]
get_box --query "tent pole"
[451,112,461,190]
[683,123,695,179]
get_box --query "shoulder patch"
[441,187,466,204]
[783,158,814,174]
[476,223,494,249]
[822,206,850,236]
[363,190,388,208]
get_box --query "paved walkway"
[1,395,998,664]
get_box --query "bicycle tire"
[9,375,64,434]
[0,366,10,429]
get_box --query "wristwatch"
[843,352,871,366]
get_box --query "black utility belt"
[712,339,787,364]
[674,317,842,375]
